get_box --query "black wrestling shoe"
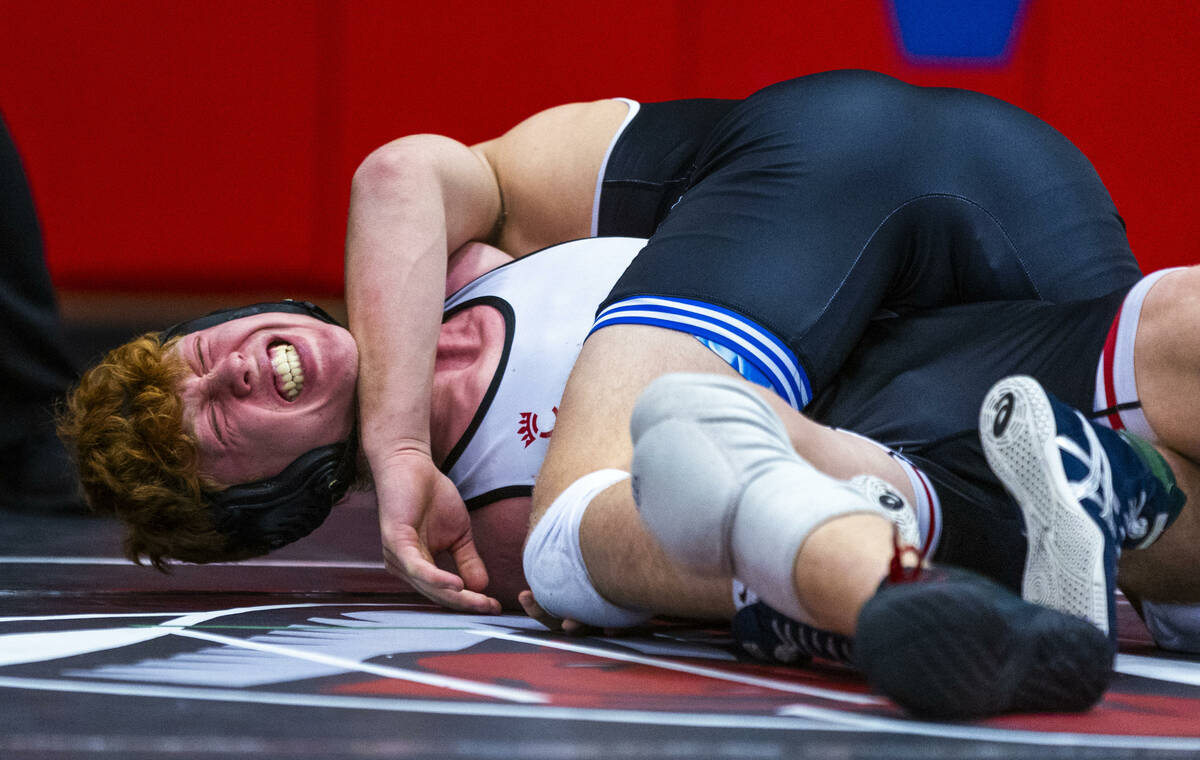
[854,565,1113,719]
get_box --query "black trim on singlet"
[463,485,534,511]
[437,296,516,490]
[442,238,596,302]
[1089,400,1143,420]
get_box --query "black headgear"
[164,300,358,554]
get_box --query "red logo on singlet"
[518,406,557,447]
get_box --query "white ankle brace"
[522,469,653,628]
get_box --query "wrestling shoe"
[730,476,919,668]
[979,375,1184,647]
[629,373,891,623]
[731,583,853,666]
[855,564,1112,719]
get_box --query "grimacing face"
[171,312,359,487]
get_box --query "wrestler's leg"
[530,325,909,628]
[1094,264,1200,602]
[619,359,1110,717]
[599,71,1140,402]
[1118,448,1200,603]
[1127,265,1200,463]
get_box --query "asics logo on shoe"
[1057,411,1120,541]
[992,392,1015,437]
[878,491,905,511]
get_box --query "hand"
[518,590,594,635]
[517,590,634,637]
[376,450,500,614]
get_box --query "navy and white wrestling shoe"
[979,375,1184,648]
[731,584,854,667]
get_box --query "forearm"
[345,136,501,463]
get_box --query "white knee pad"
[522,469,653,628]
[631,373,895,625]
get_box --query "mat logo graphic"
[3,603,1200,745]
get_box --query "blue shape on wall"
[891,0,1026,62]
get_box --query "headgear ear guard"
[163,300,357,554]
[208,432,358,553]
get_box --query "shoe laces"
[764,611,852,663]
[1057,409,1142,547]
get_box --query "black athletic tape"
[1088,400,1143,420]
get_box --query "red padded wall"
[0,0,1195,295]
[0,1,331,291]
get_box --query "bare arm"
[345,101,626,612]
[347,135,503,612]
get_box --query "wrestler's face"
[173,313,359,487]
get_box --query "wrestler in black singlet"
[594,69,1142,403]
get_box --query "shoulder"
[471,100,636,255]
[473,99,632,162]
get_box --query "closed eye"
[209,405,225,445]
[195,337,223,444]
[194,336,208,374]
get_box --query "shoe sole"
[855,568,1112,718]
[979,376,1111,637]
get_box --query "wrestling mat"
[3,500,1199,759]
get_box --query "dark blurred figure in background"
[0,112,82,512]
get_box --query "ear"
[446,242,513,296]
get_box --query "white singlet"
[442,237,644,508]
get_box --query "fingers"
[385,544,462,592]
[384,541,500,615]
[518,590,561,630]
[389,553,499,613]
[372,460,500,614]
[561,618,594,635]
[419,584,501,614]
[448,533,489,593]
[517,590,597,635]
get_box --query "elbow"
[351,138,437,203]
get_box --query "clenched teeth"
[269,343,304,400]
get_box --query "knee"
[523,468,652,628]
